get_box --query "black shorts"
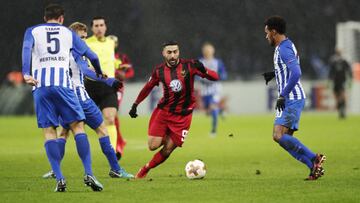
[84,78,118,111]
[333,84,345,94]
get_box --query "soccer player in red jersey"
[128,41,219,178]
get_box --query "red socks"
[147,151,168,169]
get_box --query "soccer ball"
[185,159,206,179]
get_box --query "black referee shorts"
[84,78,118,111]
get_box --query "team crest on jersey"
[181,69,187,77]
[169,79,182,92]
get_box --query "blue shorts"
[33,87,85,128]
[202,95,220,109]
[61,97,103,130]
[274,99,305,131]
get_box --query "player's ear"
[59,16,64,24]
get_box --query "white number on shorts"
[276,109,283,118]
[181,130,189,142]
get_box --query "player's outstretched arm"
[129,82,155,117]
[76,56,122,90]
[129,69,159,118]
[193,60,219,81]
[84,49,103,77]
[72,31,103,77]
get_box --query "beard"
[167,58,178,66]
[268,37,275,47]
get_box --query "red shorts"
[148,108,193,147]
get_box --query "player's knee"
[95,123,108,137]
[148,144,160,151]
[70,121,85,134]
[103,114,115,125]
[272,132,282,143]
[59,129,70,140]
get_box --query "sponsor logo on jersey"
[169,79,182,92]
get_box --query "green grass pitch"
[0,113,359,202]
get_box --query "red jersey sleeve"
[134,68,160,105]
[190,60,219,81]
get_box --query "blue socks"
[279,134,316,169]
[45,140,64,181]
[211,108,219,133]
[74,133,93,176]
[57,138,66,160]
[99,136,121,171]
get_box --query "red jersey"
[135,59,219,115]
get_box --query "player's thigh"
[33,88,59,128]
[148,108,168,150]
[168,113,193,147]
[274,99,304,134]
[54,87,85,127]
[273,100,305,141]
[102,107,117,124]
[202,95,211,110]
[81,99,104,130]
[99,86,118,113]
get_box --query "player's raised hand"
[129,103,138,118]
[262,71,275,85]
[193,60,207,74]
[275,96,285,111]
[23,75,38,86]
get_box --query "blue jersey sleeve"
[22,28,34,76]
[279,44,301,97]
[72,32,103,75]
[74,53,113,87]
[217,59,227,80]
[84,49,102,75]
[72,31,88,55]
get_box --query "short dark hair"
[44,4,64,20]
[264,15,286,34]
[91,16,107,27]
[162,40,179,49]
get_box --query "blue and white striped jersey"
[198,58,227,96]
[69,52,91,102]
[22,23,89,90]
[274,39,306,100]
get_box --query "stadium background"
[0,1,360,202]
[1,0,360,81]
[0,0,360,115]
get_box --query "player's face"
[92,19,107,38]
[77,30,87,41]
[162,45,180,67]
[265,26,276,47]
[202,44,215,59]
